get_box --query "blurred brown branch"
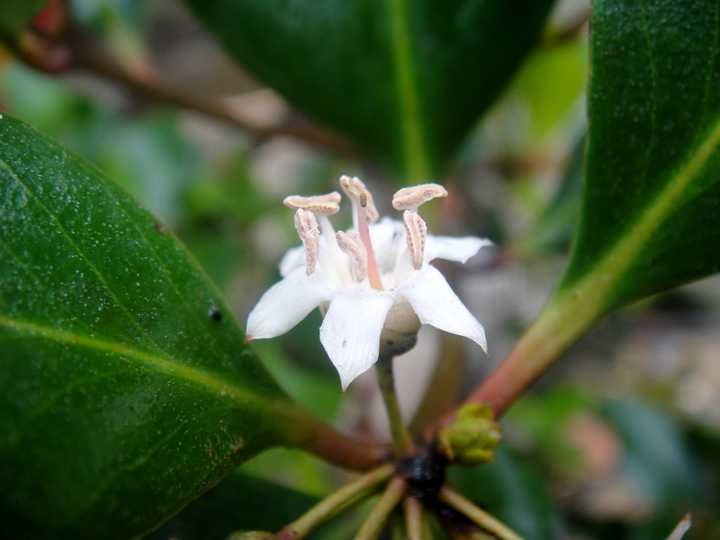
[68,29,356,157]
[5,13,357,159]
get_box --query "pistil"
[357,194,384,290]
[340,176,383,290]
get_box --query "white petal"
[369,217,404,272]
[279,245,305,277]
[397,265,486,351]
[425,235,492,264]
[320,289,394,390]
[247,267,332,339]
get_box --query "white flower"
[246,176,491,390]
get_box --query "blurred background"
[1,1,719,538]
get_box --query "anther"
[294,209,320,275]
[283,192,341,215]
[392,183,447,211]
[403,210,427,270]
[336,231,367,282]
[339,175,379,222]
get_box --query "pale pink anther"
[392,183,448,211]
[339,175,380,222]
[294,208,320,275]
[336,230,367,282]
[403,210,427,270]
[284,192,342,215]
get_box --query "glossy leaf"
[487,0,720,407]
[0,115,315,539]
[182,0,554,179]
[0,0,46,36]
[558,0,720,310]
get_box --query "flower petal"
[279,244,305,277]
[247,267,332,339]
[319,289,394,390]
[369,217,404,272]
[397,265,486,351]
[425,235,492,264]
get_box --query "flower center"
[285,177,449,285]
[340,176,384,290]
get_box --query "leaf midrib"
[560,115,720,309]
[387,0,431,178]
[0,156,161,351]
[0,314,270,409]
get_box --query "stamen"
[339,174,383,289]
[392,183,447,211]
[336,231,367,282]
[403,210,427,270]
[284,192,341,215]
[339,175,379,222]
[294,208,320,275]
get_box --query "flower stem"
[439,486,523,540]
[277,464,394,540]
[433,281,606,433]
[404,496,424,540]
[375,355,415,455]
[287,407,389,471]
[353,477,407,540]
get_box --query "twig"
[7,22,356,158]
[294,410,389,471]
[67,29,355,156]
[404,496,424,540]
[277,464,393,540]
[353,477,407,540]
[439,486,523,540]
[375,354,415,456]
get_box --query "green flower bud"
[438,403,501,466]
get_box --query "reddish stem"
[293,412,390,471]
[433,288,602,430]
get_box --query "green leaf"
[559,0,720,310]
[181,0,554,179]
[0,0,46,36]
[502,1,720,384]
[0,115,316,539]
[145,472,318,540]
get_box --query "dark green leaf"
[145,472,318,540]
[558,0,720,310]
[182,0,554,178]
[0,0,46,36]
[516,0,720,372]
[0,115,315,539]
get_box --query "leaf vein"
[0,157,162,352]
[387,0,430,178]
[0,314,270,409]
